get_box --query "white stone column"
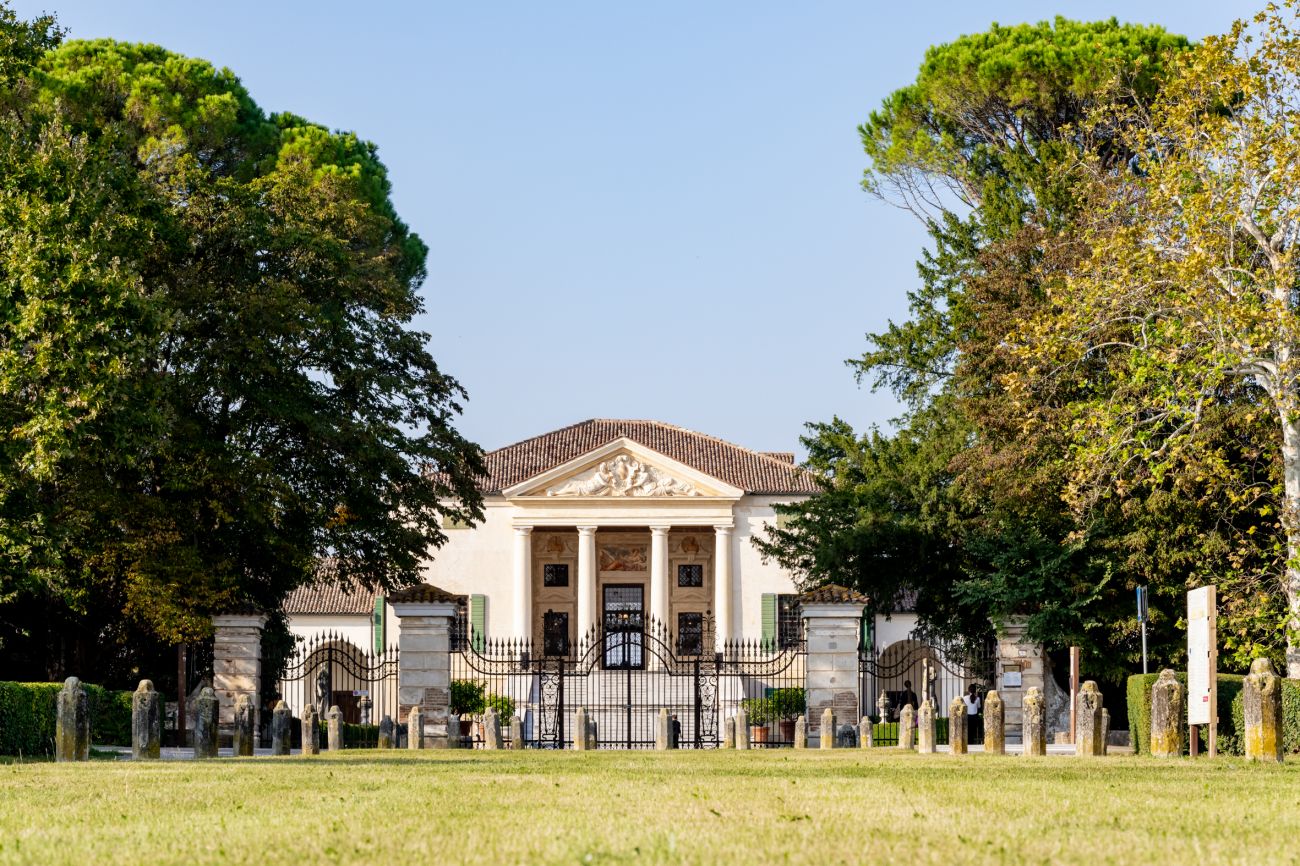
[513,525,533,640]
[390,587,459,748]
[803,596,867,746]
[713,525,733,650]
[212,612,268,744]
[994,616,1045,744]
[577,526,598,645]
[649,526,671,636]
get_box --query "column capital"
[713,524,734,535]
[576,525,598,536]
[649,525,672,535]
[514,525,534,535]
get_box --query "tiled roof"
[480,419,818,495]
[387,584,463,604]
[283,582,378,615]
[799,584,871,605]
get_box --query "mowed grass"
[1,750,1298,865]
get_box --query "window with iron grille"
[677,612,704,655]
[777,594,802,648]
[543,610,569,656]
[543,563,569,587]
[677,563,703,587]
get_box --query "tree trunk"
[1280,413,1300,679]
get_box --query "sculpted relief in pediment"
[545,454,702,497]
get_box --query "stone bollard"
[1023,687,1046,757]
[899,704,916,750]
[820,708,836,750]
[131,680,162,760]
[1075,681,1104,757]
[407,706,425,750]
[510,715,524,750]
[326,705,343,751]
[301,704,320,755]
[983,691,1005,756]
[1244,657,1284,763]
[917,700,936,754]
[55,677,89,762]
[378,714,395,749]
[837,724,857,748]
[949,696,968,755]
[793,715,807,749]
[482,709,502,750]
[358,695,372,726]
[586,717,598,750]
[270,700,292,756]
[1101,709,1111,756]
[193,685,219,759]
[721,716,735,749]
[1150,669,1184,758]
[656,708,671,751]
[734,708,750,750]
[574,708,590,751]
[232,694,254,757]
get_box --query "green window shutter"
[470,594,487,652]
[860,609,872,653]
[761,593,776,651]
[373,596,386,656]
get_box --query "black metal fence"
[450,615,806,749]
[860,628,995,745]
[275,631,400,730]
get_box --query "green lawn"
[1,750,1297,865]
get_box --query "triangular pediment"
[502,438,742,499]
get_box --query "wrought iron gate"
[451,614,805,749]
[276,631,400,727]
[859,628,994,744]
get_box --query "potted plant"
[485,692,515,722]
[769,687,806,742]
[450,679,486,738]
[740,696,774,743]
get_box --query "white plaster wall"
[873,613,919,652]
[733,495,806,639]
[420,497,515,637]
[288,615,373,654]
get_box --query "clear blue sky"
[12,1,1257,454]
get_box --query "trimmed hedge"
[870,717,950,745]
[0,681,134,756]
[315,720,380,748]
[1124,672,1297,756]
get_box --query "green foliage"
[0,681,133,755]
[739,697,774,726]
[316,720,379,749]
[0,3,484,680]
[767,688,806,721]
[450,679,486,717]
[484,692,515,721]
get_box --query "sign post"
[1187,585,1217,758]
[1136,586,1149,675]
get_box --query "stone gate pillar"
[212,610,268,746]
[801,585,869,747]
[389,584,460,748]
[992,617,1045,744]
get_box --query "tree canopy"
[0,6,484,682]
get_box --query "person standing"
[963,684,983,744]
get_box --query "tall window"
[677,612,704,656]
[543,610,570,656]
[777,594,802,649]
